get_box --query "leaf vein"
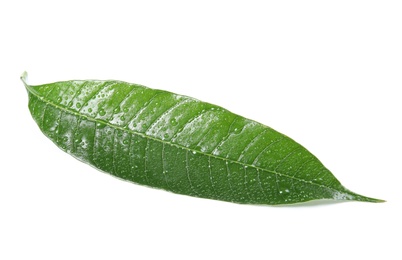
[171,106,210,140]
[145,99,188,133]
[237,128,268,162]
[211,116,237,156]
[208,156,218,199]
[124,92,161,129]
[186,150,200,196]
[162,143,171,190]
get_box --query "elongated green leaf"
[22,73,383,205]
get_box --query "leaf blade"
[23,75,383,205]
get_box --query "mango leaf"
[22,72,383,205]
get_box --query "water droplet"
[170,118,178,126]
[120,116,126,121]
[192,151,196,154]
[76,103,82,108]
[123,140,129,145]
[114,107,121,113]
[57,97,62,102]
[88,108,93,113]
[285,189,290,193]
[164,133,169,139]
[99,109,106,116]
[67,101,73,107]
[123,108,129,113]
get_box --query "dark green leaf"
[22,72,383,205]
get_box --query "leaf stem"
[20,71,28,87]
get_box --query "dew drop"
[67,101,73,107]
[170,118,178,126]
[120,116,126,121]
[164,133,169,139]
[76,103,82,108]
[192,151,196,154]
[123,108,129,113]
[99,109,106,116]
[57,97,62,102]
[88,108,93,113]
[123,140,129,145]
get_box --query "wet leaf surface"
[22,73,383,205]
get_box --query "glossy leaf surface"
[23,73,382,205]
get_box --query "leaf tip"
[365,197,386,203]
[334,189,385,203]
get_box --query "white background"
[1,1,401,259]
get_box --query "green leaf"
[22,73,383,205]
